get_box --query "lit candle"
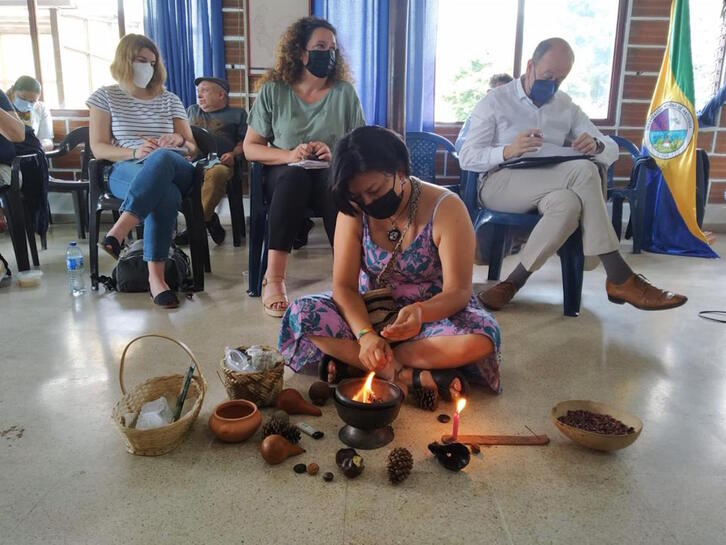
[452,398,466,441]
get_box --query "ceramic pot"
[274,388,322,416]
[260,434,305,465]
[209,399,262,443]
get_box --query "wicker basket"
[217,345,284,407]
[111,334,207,456]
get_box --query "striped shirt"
[86,85,187,149]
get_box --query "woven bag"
[111,334,207,456]
[217,345,284,407]
[361,287,399,333]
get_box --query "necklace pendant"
[387,227,402,242]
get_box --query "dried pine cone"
[387,447,413,484]
[261,417,301,444]
[414,387,439,411]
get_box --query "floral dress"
[278,191,502,393]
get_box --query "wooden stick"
[442,434,550,446]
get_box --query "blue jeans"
[109,150,195,261]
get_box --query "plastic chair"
[0,153,41,271]
[189,125,246,246]
[88,128,213,291]
[405,131,461,193]
[606,135,653,254]
[45,127,91,247]
[460,170,584,317]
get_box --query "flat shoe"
[150,289,179,309]
[477,281,517,311]
[414,368,470,402]
[318,355,365,384]
[99,235,123,260]
[606,274,687,311]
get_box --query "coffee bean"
[307,462,319,475]
[437,414,451,423]
[557,410,635,435]
[293,463,307,474]
[323,472,334,482]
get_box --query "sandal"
[412,368,470,402]
[150,289,179,309]
[99,235,123,261]
[262,275,288,318]
[318,355,365,384]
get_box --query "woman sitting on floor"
[279,126,502,403]
[87,34,198,309]
[242,16,365,318]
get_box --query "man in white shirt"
[460,38,686,312]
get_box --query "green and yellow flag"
[642,0,717,257]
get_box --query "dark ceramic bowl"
[334,377,403,431]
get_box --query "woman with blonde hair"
[87,34,198,308]
[243,16,365,317]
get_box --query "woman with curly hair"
[243,16,365,318]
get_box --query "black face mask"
[306,49,336,79]
[360,178,403,219]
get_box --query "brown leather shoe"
[477,281,518,310]
[606,274,687,311]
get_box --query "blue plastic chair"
[405,131,461,193]
[246,162,320,297]
[461,170,584,317]
[607,135,653,254]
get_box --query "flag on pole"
[642,0,718,258]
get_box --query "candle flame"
[353,372,376,403]
[456,398,467,413]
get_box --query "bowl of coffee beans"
[551,400,643,451]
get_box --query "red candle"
[452,398,466,441]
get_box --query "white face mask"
[132,61,154,88]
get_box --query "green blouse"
[248,80,366,151]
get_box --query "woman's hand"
[381,303,423,342]
[157,133,184,148]
[287,143,311,163]
[358,333,392,371]
[135,138,159,160]
[308,141,332,162]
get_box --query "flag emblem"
[644,101,694,160]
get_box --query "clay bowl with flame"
[334,373,403,449]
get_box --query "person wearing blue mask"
[460,37,686,313]
[7,76,54,151]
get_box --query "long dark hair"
[330,126,411,216]
[256,16,352,89]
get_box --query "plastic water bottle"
[66,242,86,296]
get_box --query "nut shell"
[341,454,364,478]
[308,381,332,406]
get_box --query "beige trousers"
[479,159,620,272]
[202,164,234,221]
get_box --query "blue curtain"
[312,0,438,131]
[144,0,226,107]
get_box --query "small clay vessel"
[260,434,305,465]
[428,442,470,471]
[208,399,261,443]
[275,388,323,416]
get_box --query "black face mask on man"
[306,49,336,79]
[360,177,403,219]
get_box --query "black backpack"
[107,240,193,293]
